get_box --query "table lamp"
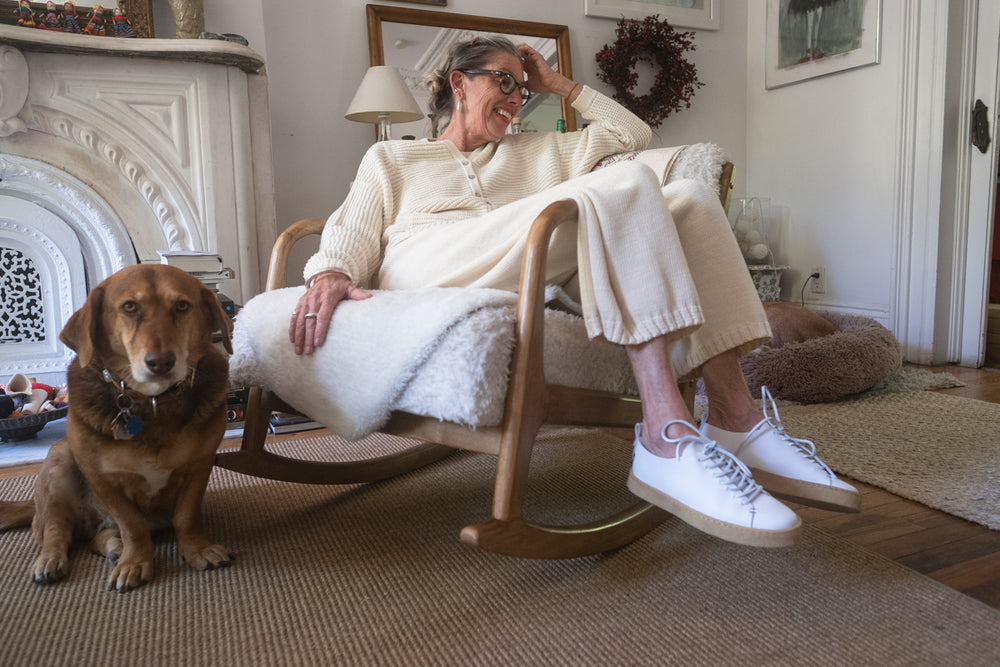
[344,66,424,142]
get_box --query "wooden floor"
[2,364,999,611]
[790,363,1000,611]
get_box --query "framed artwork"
[765,0,881,89]
[0,0,154,37]
[397,0,447,6]
[585,0,720,30]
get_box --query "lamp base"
[376,113,392,142]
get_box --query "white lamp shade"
[344,66,424,124]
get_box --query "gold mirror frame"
[365,3,576,132]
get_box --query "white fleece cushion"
[230,286,638,440]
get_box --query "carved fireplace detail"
[0,26,276,384]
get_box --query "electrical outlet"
[810,267,826,294]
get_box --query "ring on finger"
[304,313,318,319]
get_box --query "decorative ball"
[748,243,770,261]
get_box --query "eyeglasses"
[461,69,532,102]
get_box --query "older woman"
[290,36,859,548]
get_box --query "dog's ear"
[59,285,105,367]
[201,285,233,354]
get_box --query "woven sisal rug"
[1,430,999,666]
[777,390,1000,530]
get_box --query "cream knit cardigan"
[303,86,652,287]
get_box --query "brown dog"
[762,302,838,348]
[0,264,234,592]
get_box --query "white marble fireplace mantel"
[0,25,276,383]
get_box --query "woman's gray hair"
[425,35,521,120]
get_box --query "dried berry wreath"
[595,15,704,128]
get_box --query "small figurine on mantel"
[83,4,105,36]
[61,2,83,33]
[112,5,136,37]
[37,1,63,31]
[16,0,36,28]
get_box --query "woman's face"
[456,50,526,146]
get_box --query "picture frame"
[0,0,154,38]
[765,0,881,90]
[584,0,720,31]
[396,0,447,6]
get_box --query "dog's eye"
[175,300,191,313]
[121,301,139,314]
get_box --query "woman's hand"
[518,43,579,100]
[288,271,371,355]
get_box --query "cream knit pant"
[378,161,770,380]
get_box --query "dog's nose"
[144,352,176,376]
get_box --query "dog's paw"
[90,533,124,565]
[106,559,153,593]
[31,552,69,585]
[104,539,123,565]
[182,543,235,571]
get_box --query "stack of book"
[156,250,234,293]
[269,411,324,435]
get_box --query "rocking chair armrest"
[264,199,581,310]
[264,217,327,291]
[514,199,580,358]
[490,198,579,454]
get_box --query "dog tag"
[124,414,144,436]
[110,389,144,440]
[112,413,144,440]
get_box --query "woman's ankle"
[639,420,699,458]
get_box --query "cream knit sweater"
[303,86,652,286]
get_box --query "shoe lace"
[754,386,836,480]
[662,420,763,505]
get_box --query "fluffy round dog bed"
[741,312,902,404]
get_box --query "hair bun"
[425,67,445,97]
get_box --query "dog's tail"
[0,501,34,531]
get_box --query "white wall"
[745,1,901,320]
[152,0,268,50]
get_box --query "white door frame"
[890,0,950,365]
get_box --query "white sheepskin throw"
[230,286,638,440]
[230,287,515,440]
[595,142,729,191]
[740,312,902,404]
[670,142,728,189]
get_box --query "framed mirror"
[365,4,576,138]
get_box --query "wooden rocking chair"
[215,161,735,559]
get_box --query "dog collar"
[100,367,195,440]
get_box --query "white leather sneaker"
[628,420,801,548]
[702,387,862,513]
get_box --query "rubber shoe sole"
[750,469,862,513]
[627,472,802,548]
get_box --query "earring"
[456,99,462,112]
